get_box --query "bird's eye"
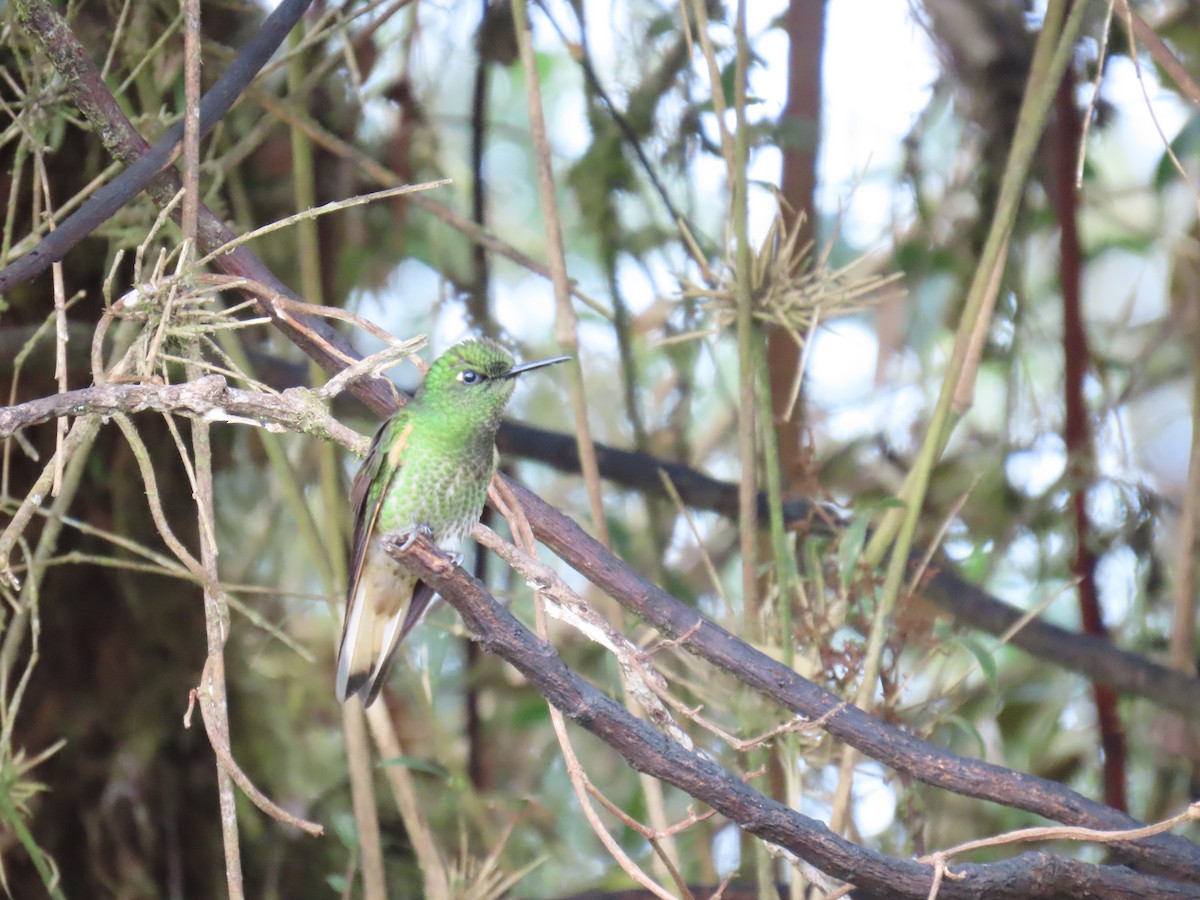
[458,369,481,384]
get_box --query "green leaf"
[942,715,987,758]
[328,811,358,850]
[837,515,871,590]
[326,874,348,893]
[376,755,450,778]
[958,635,999,693]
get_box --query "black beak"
[507,355,571,377]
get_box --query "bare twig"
[364,702,450,899]
[186,659,323,838]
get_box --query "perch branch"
[505,482,1200,882]
[384,533,1200,899]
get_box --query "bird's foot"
[394,523,435,552]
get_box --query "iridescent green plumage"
[336,338,568,706]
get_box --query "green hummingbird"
[335,338,570,707]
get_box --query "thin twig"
[187,658,324,838]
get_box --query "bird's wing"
[347,416,402,598]
[337,413,413,703]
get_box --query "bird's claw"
[395,523,435,552]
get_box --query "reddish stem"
[1053,63,1128,812]
[770,0,826,495]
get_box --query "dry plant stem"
[484,484,678,900]
[364,702,450,900]
[183,306,245,891]
[685,0,735,169]
[727,2,778,887]
[340,701,387,900]
[0,375,366,450]
[181,0,200,245]
[286,32,324,311]
[193,181,448,271]
[50,261,67,497]
[925,802,1200,868]
[1117,0,1200,107]
[385,535,1200,899]
[195,273,419,387]
[689,0,759,648]
[509,0,610,550]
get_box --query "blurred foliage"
[2,0,1200,897]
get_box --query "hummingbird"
[335,338,570,707]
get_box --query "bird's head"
[418,338,569,432]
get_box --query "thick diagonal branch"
[385,533,1200,899]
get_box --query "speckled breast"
[376,432,494,550]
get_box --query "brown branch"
[1053,62,1127,811]
[384,533,1200,899]
[504,482,1200,883]
[0,375,364,451]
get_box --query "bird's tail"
[335,577,376,704]
[335,576,436,707]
